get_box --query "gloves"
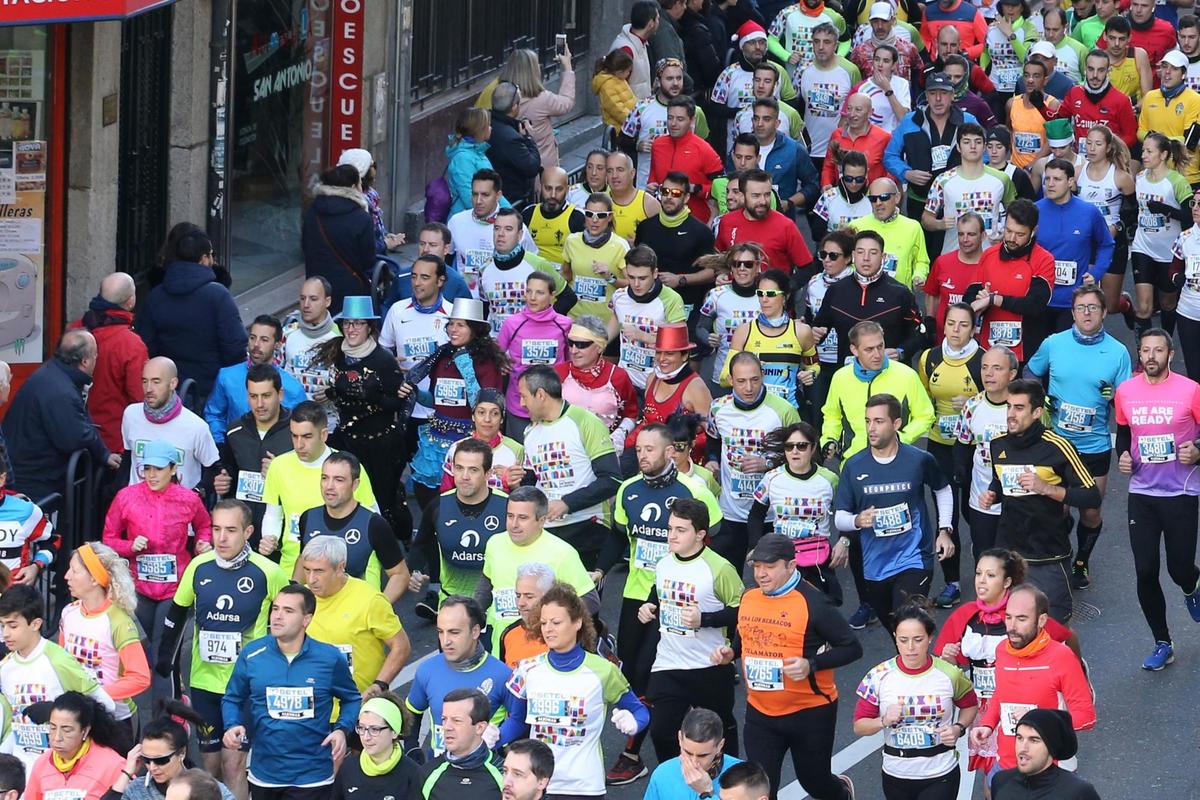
[154,655,173,679]
[1028,90,1045,111]
[611,428,627,452]
[610,708,639,736]
[482,723,500,749]
[1146,200,1175,216]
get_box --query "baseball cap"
[748,534,797,564]
[925,72,955,93]
[1028,41,1057,60]
[1161,50,1189,69]
[869,1,894,20]
[141,440,180,469]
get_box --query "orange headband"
[77,544,109,588]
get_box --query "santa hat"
[733,21,767,47]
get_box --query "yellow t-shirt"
[307,576,402,692]
[561,232,631,320]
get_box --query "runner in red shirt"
[962,199,1054,363]
[715,169,814,274]
[1055,49,1138,151]
[648,96,724,223]
[925,212,986,341]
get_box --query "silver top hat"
[450,297,487,324]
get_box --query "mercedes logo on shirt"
[344,528,362,545]
[236,576,255,594]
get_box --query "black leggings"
[647,665,739,761]
[710,519,750,572]
[1177,315,1200,379]
[744,701,848,800]
[1129,492,1200,643]
[617,596,658,756]
[865,568,934,635]
[966,508,1000,563]
[882,767,961,800]
[926,441,963,585]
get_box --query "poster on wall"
[0,140,45,363]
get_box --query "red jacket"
[979,629,1096,770]
[649,131,724,222]
[822,124,893,188]
[69,308,148,452]
[1055,84,1138,150]
[963,242,1054,361]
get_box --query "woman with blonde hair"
[479,48,577,171]
[58,542,151,727]
[445,107,497,215]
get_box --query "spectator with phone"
[497,47,577,173]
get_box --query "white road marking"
[391,649,437,689]
[780,733,977,799]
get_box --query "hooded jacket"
[138,260,247,395]
[445,137,496,216]
[70,305,148,452]
[592,71,638,128]
[301,184,377,316]
[487,111,544,207]
[497,306,573,418]
[884,105,978,202]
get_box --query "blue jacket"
[445,138,498,216]
[761,133,819,209]
[204,362,308,443]
[884,107,978,201]
[139,261,247,397]
[2,358,108,501]
[223,633,361,788]
[1035,196,1115,308]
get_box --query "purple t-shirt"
[1114,371,1200,496]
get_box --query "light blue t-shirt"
[1026,329,1132,454]
[645,754,742,800]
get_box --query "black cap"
[1014,708,1079,761]
[926,72,955,93]
[747,533,797,564]
[986,126,1012,147]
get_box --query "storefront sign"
[330,0,363,157]
[0,0,181,27]
[0,141,46,363]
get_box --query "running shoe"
[935,583,961,608]
[1071,563,1090,591]
[839,774,856,799]
[414,590,438,622]
[1186,585,1200,622]
[847,603,876,630]
[1142,641,1174,671]
[1118,292,1137,331]
[605,753,648,785]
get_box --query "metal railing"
[34,448,94,630]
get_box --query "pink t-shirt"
[1114,371,1200,496]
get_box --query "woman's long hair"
[499,49,545,98]
[52,691,132,755]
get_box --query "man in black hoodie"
[488,82,543,210]
[991,709,1101,799]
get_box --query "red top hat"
[654,323,697,352]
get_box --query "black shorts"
[1106,228,1129,276]
[1132,251,1178,293]
[1079,449,1112,478]
[192,687,248,753]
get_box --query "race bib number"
[235,470,265,503]
[266,686,315,720]
[575,276,607,301]
[998,464,1034,497]
[633,537,669,571]
[336,643,355,670]
[995,66,1020,90]
[1013,131,1040,154]
[521,338,559,366]
[431,723,446,755]
[931,145,952,171]
[892,725,938,749]
[403,336,437,361]
[1138,433,1177,463]
[12,722,49,753]
[882,252,898,275]
[659,600,696,637]
[744,656,785,691]
[624,342,654,372]
[1053,260,1078,286]
[288,513,301,539]
[199,630,242,664]
[527,693,581,728]
[731,471,759,500]
[1139,210,1165,231]
[987,320,1021,347]
[1185,256,1200,292]
[434,378,467,407]
[136,553,178,584]
[999,702,1039,736]
[972,665,997,697]
[44,791,86,800]
[818,329,839,360]
[937,415,959,439]
[873,502,913,537]
[494,587,520,620]
[1056,402,1096,433]
[777,517,817,540]
[809,88,839,114]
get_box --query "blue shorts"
[191,688,248,753]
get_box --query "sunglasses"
[583,210,613,219]
[868,193,896,203]
[142,750,182,766]
[731,259,760,269]
[672,441,691,451]
[817,250,845,261]
[756,289,785,298]
[568,339,596,349]
[842,175,866,184]
[784,441,814,451]
[658,187,686,198]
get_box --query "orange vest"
[738,588,839,716]
[500,620,548,668]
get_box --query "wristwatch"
[372,679,389,692]
[884,89,894,97]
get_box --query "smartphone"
[555,33,567,57]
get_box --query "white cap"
[1028,41,1057,60]
[869,1,895,20]
[1161,50,1189,69]
[337,148,373,178]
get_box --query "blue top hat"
[338,295,380,320]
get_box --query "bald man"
[120,356,219,489]
[522,166,584,267]
[848,177,930,291]
[70,271,149,453]
[821,93,893,189]
[2,329,118,500]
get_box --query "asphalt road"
[389,317,1200,799]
